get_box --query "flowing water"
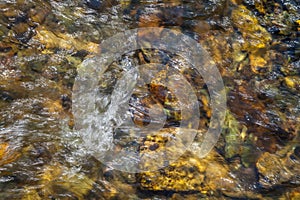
[0,0,299,199]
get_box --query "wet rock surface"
[0,0,299,199]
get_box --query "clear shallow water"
[0,0,299,199]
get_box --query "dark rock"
[85,0,102,10]
[61,94,71,110]
[0,91,14,102]
[294,146,300,159]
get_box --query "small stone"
[249,54,267,68]
[34,27,99,53]
[231,5,272,51]
[29,8,48,24]
[0,142,21,166]
[284,76,300,92]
